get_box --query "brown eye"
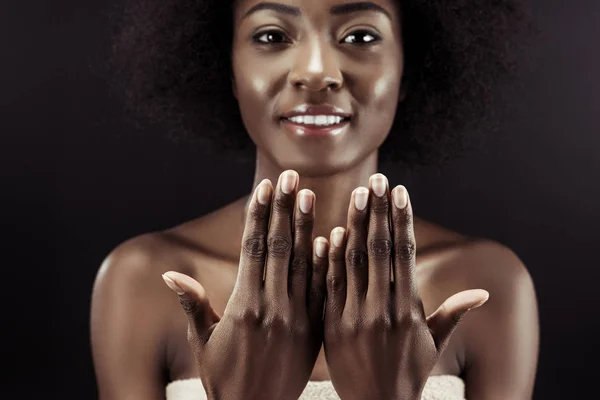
[252,30,291,45]
[342,30,381,45]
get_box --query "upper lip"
[281,104,352,119]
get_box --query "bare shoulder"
[419,226,537,319]
[417,221,539,397]
[414,217,534,296]
[415,221,538,396]
[93,230,201,299]
[91,231,199,398]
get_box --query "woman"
[91,0,539,399]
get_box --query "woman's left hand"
[323,173,490,400]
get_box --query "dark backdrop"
[2,0,599,398]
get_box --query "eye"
[252,30,291,45]
[342,30,381,45]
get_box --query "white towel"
[166,375,465,400]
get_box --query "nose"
[288,37,343,92]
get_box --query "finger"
[426,289,490,354]
[289,189,315,307]
[237,179,272,293]
[326,227,347,322]
[390,185,418,300]
[308,236,329,327]
[264,170,298,300]
[366,174,393,302]
[344,187,370,311]
[162,271,221,350]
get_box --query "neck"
[243,150,380,241]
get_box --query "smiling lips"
[280,104,352,136]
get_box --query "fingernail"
[162,273,185,295]
[281,170,297,195]
[331,228,345,247]
[354,187,369,210]
[257,179,271,205]
[299,190,313,214]
[371,174,387,197]
[315,238,327,258]
[393,185,407,209]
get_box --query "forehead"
[233,0,400,22]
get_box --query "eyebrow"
[243,1,391,20]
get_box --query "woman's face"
[232,0,404,175]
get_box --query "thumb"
[162,271,221,341]
[426,289,489,354]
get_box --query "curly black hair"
[110,0,533,168]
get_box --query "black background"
[2,0,599,398]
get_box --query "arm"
[462,241,540,399]
[91,234,172,400]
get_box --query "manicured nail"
[331,227,345,247]
[162,273,185,295]
[354,187,369,210]
[315,238,327,258]
[257,179,271,205]
[393,185,407,209]
[281,170,297,194]
[299,190,313,214]
[468,291,490,311]
[371,174,387,197]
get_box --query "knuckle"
[263,313,293,333]
[242,234,267,260]
[290,253,310,278]
[179,297,202,317]
[348,210,366,225]
[341,317,362,336]
[293,318,310,336]
[249,202,269,220]
[329,248,346,263]
[346,248,368,269]
[370,199,389,214]
[327,275,346,294]
[368,238,392,260]
[267,234,292,257]
[396,308,422,328]
[396,241,416,262]
[273,194,292,213]
[294,213,314,230]
[367,314,394,331]
[392,206,411,226]
[236,307,265,326]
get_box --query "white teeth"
[287,115,345,126]
[315,115,327,125]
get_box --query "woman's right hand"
[162,170,329,400]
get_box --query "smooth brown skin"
[161,173,329,400]
[91,0,540,399]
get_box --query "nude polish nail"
[162,273,185,295]
[299,190,313,214]
[354,187,369,210]
[393,185,408,209]
[371,174,387,197]
[332,228,345,247]
[281,171,297,194]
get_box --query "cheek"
[233,61,274,141]
[370,62,402,112]
[359,68,402,134]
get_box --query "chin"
[271,148,367,178]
